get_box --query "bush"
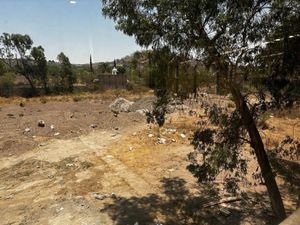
[0,73,15,97]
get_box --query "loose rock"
[38,120,45,127]
[109,97,134,112]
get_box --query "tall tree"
[90,54,94,74]
[31,46,48,93]
[102,0,300,221]
[57,52,75,92]
[0,33,36,94]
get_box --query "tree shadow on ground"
[270,157,300,188]
[101,177,278,225]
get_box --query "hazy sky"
[0,0,141,64]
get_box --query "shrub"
[0,72,15,97]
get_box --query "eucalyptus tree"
[0,33,36,93]
[102,0,300,221]
[57,52,75,92]
[31,46,48,93]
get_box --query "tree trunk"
[230,85,287,222]
[216,71,221,95]
[175,61,179,95]
[24,75,37,96]
[193,65,198,95]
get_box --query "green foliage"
[57,52,76,92]
[0,72,15,97]
[0,61,6,76]
[188,104,248,193]
[0,33,50,95]
[31,46,48,93]
[97,62,110,73]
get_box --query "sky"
[0,0,142,64]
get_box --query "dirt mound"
[109,97,134,112]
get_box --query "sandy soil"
[0,96,299,225]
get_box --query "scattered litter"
[66,163,75,167]
[24,128,31,133]
[168,168,175,172]
[38,120,45,127]
[203,197,242,208]
[90,124,97,129]
[180,134,186,139]
[93,193,111,200]
[56,206,64,213]
[54,132,60,136]
[154,219,163,225]
[166,128,176,134]
[158,138,166,144]
[148,134,154,138]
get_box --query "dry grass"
[0,89,154,106]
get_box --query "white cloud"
[69,1,77,4]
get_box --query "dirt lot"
[0,93,299,225]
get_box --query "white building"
[112,67,118,75]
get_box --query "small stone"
[129,146,133,151]
[7,113,15,118]
[158,138,166,144]
[180,133,186,138]
[148,134,154,138]
[38,120,45,127]
[90,124,97,129]
[132,132,137,136]
[19,102,25,107]
[171,139,176,142]
[54,132,60,136]
[50,125,55,130]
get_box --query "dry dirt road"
[0,97,299,225]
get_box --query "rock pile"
[109,97,134,112]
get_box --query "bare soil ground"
[0,93,299,225]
